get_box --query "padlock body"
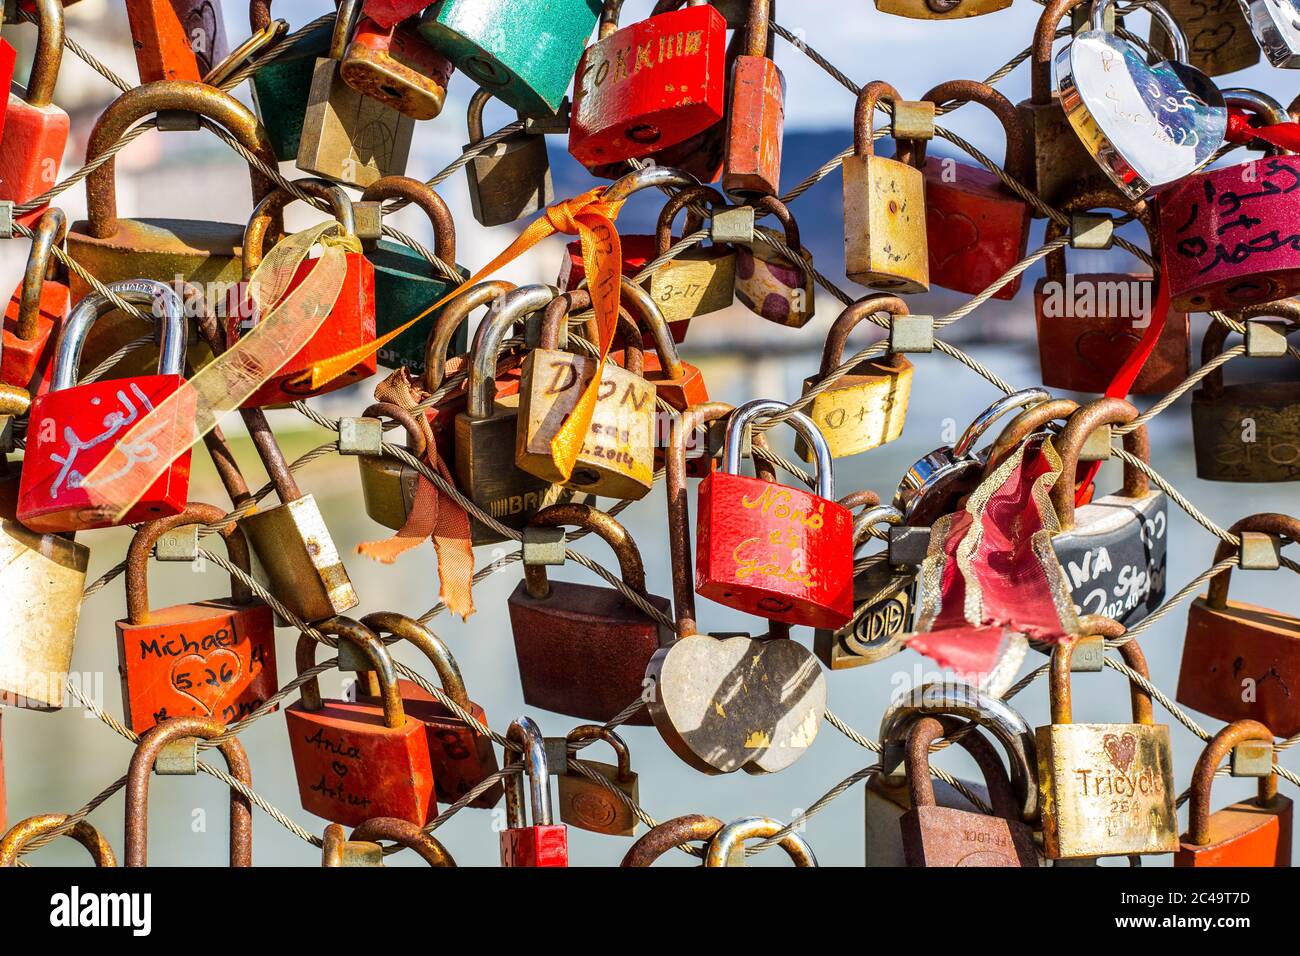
[1175,796,1293,867]
[1036,721,1178,859]
[901,805,1038,866]
[1033,274,1190,394]
[286,698,437,826]
[417,0,600,118]
[797,357,913,460]
[515,349,656,500]
[558,762,639,836]
[358,455,418,531]
[1016,97,1110,215]
[1178,594,1300,737]
[242,494,358,623]
[500,824,568,867]
[18,374,193,532]
[723,55,785,198]
[0,41,15,143]
[647,245,736,323]
[340,18,455,121]
[922,157,1029,300]
[465,132,553,227]
[558,235,690,344]
[735,229,816,328]
[251,22,332,161]
[569,4,726,169]
[843,153,929,293]
[368,240,469,374]
[1159,158,1300,312]
[116,600,277,734]
[814,563,913,669]
[508,578,671,725]
[362,0,432,29]
[298,58,415,189]
[1151,0,1259,77]
[1051,488,1166,629]
[0,99,69,227]
[624,350,710,478]
[875,0,1011,17]
[1191,382,1300,482]
[865,773,989,867]
[696,471,854,629]
[125,0,229,81]
[2,273,65,388]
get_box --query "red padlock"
[722,0,785,199]
[896,79,1031,301]
[558,236,691,346]
[115,503,277,734]
[569,0,726,172]
[125,0,229,81]
[696,399,854,629]
[2,207,68,389]
[358,611,503,809]
[0,40,16,145]
[340,16,455,120]
[285,617,437,827]
[18,279,192,532]
[225,179,377,407]
[500,717,568,867]
[360,0,429,29]
[0,0,68,227]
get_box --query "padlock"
[556,724,640,836]
[895,80,1031,301]
[1152,0,1259,77]
[298,0,414,189]
[0,0,67,227]
[722,0,785,199]
[340,15,455,120]
[454,284,569,545]
[1178,513,1300,736]
[2,206,67,388]
[557,234,687,346]
[357,401,428,531]
[569,0,725,172]
[500,716,568,867]
[286,618,437,827]
[1159,90,1300,312]
[1048,398,1167,628]
[249,1,334,161]
[621,814,723,866]
[979,396,1080,482]
[18,279,191,532]
[125,0,229,81]
[1244,0,1300,67]
[735,196,815,327]
[1191,303,1300,482]
[125,715,253,866]
[226,179,377,406]
[417,0,599,119]
[645,185,736,325]
[696,398,854,629]
[1035,189,1189,395]
[358,611,503,809]
[0,813,116,867]
[115,503,277,734]
[703,816,817,866]
[1016,0,1113,212]
[509,503,671,725]
[875,0,1009,17]
[462,88,553,228]
[796,295,913,460]
[1037,635,1178,860]
[0,40,16,148]
[321,816,456,867]
[618,276,707,414]
[516,291,656,500]
[359,176,469,374]
[66,80,280,377]
[1176,719,1292,867]
[899,715,1038,867]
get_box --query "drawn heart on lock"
[186,2,221,74]
[1103,731,1137,773]
[645,633,827,775]
[926,207,980,271]
[170,648,243,717]
[1191,22,1236,57]
[1074,328,1138,379]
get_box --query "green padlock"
[358,175,470,375]
[416,0,600,118]
[248,1,333,161]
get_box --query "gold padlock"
[357,401,427,531]
[515,290,656,500]
[1037,633,1178,860]
[463,88,553,228]
[648,185,736,323]
[797,295,913,460]
[735,195,816,328]
[556,725,640,837]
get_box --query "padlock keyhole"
[626,124,662,145]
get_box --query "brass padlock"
[321,818,455,867]
[463,88,553,228]
[703,816,818,866]
[358,401,426,530]
[735,195,816,327]
[648,185,737,323]
[556,724,640,837]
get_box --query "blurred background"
[1,0,1297,866]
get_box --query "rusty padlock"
[321,816,456,866]
[555,724,640,837]
[0,813,116,867]
[722,0,786,199]
[1,206,68,389]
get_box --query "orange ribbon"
[306,186,627,480]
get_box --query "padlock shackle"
[468,284,558,420]
[296,618,407,729]
[1207,513,1300,608]
[604,166,700,202]
[359,611,471,710]
[819,294,908,376]
[597,0,627,38]
[620,813,724,866]
[852,504,902,549]
[838,489,882,512]
[539,289,645,377]
[202,422,255,511]
[982,397,1079,479]
[1198,303,1300,398]
[0,813,117,867]
[329,0,360,61]
[1188,719,1278,847]
[903,715,1022,824]
[361,402,428,458]
[125,716,253,867]
[350,816,456,867]
[952,388,1053,460]
[1096,0,1185,61]
[465,88,500,145]
[1049,629,1155,725]
[242,403,304,504]
[25,0,63,108]
[723,399,833,500]
[52,278,186,391]
[250,0,273,31]
[359,175,457,267]
[897,79,1030,185]
[567,723,635,781]
[654,184,726,258]
[84,81,280,241]
[854,80,902,158]
[126,502,257,625]
[1042,188,1156,283]
[17,206,67,342]
[1031,0,1088,104]
[743,0,772,58]
[749,195,806,276]
[243,178,357,276]
[505,716,552,828]
[616,278,684,380]
[522,502,647,599]
[1221,89,1289,129]
[1050,397,1149,530]
[703,816,817,867]
[424,280,515,393]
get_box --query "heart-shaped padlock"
[1055,0,1227,199]
[1244,0,1300,68]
